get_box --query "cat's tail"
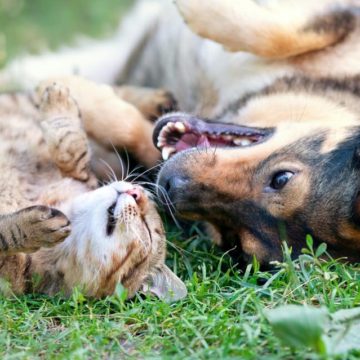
[0,0,163,91]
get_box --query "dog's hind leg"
[175,0,356,59]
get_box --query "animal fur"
[0,77,186,300]
[2,0,360,264]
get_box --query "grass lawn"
[1,1,360,359]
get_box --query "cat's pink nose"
[126,188,142,203]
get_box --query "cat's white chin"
[56,181,153,296]
[35,181,186,301]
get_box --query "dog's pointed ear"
[142,264,187,302]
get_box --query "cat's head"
[59,181,186,301]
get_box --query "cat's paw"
[18,205,71,252]
[38,82,80,118]
[38,82,91,182]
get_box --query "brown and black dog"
[3,0,360,264]
[153,0,360,264]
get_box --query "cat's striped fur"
[0,77,186,301]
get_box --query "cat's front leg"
[0,205,70,254]
[38,83,94,183]
[37,76,161,168]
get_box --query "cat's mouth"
[105,190,149,237]
[106,201,117,236]
[153,113,273,160]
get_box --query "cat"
[0,76,186,301]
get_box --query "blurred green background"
[0,0,133,67]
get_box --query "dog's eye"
[270,171,294,190]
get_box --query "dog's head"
[154,79,360,263]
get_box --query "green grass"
[1,1,360,359]
[1,226,360,359]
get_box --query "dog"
[2,0,360,264]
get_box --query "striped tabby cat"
[0,77,186,301]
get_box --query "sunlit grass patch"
[1,225,360,359]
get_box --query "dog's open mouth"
[153,114,273,160]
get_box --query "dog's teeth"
[157,138,166,148]
[159,129,168,138]
[174,122,186,133]
[222,135,233,141]
[161,123,174,134]
[157,140,164,148]
[234,138,252,146]
[162,146,176,160]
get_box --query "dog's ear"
[141,264,187,302]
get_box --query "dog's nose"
[162,175,190,196]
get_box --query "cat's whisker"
[137,181,180,229]
[114,211,148,246]
[156,189,180,226]
[124,164,145,182]
[137,181,176,209]
[109,142,126,181]
[130,162,163,183]
[123,148,131,181]
[99,158,118,183]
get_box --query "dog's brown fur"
[3,0,360,265]
[154,0,360,264]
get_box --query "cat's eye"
[270,171,294,190]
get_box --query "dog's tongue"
[175,134,211,151]
[155,115,275,160]
[175,134,222,152]
[198,135,211,147]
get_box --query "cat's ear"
[142,264,187,302]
